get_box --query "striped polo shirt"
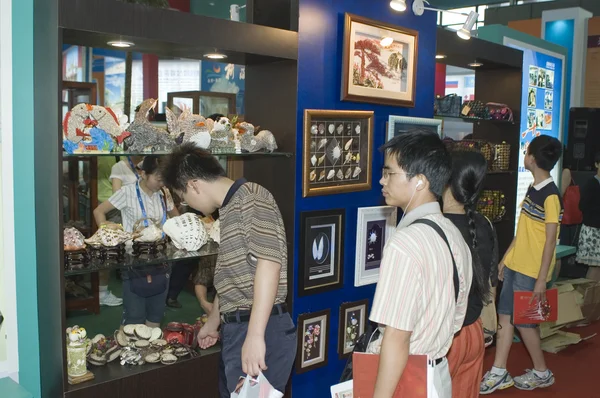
[505,177,563,280]
[369,202,473,360]
[215,179,288,314]
[108,184,175,233]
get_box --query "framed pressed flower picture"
[341,13,418,107]
[338,299,369,359]
[296,309,330,374]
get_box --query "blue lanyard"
[135,181,167,227]
[128,157,140,181]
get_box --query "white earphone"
[416,180,424,188]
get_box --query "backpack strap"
[412,219,460,303]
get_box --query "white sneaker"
[100,291,123,307]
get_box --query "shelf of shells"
[64,213,219,276]
[62,98,290,157]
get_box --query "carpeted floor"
[482,321,600,397]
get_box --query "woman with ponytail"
[443,150,498,398]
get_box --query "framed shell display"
[303,110,373,197]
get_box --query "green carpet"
[66,276,206,337]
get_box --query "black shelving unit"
[57,1,299,396]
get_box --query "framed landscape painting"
[342,13,418,107]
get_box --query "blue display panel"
[503,38,565,231]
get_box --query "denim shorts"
[497,267,538,329]
[121,269,170,325]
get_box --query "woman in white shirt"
[94,156,179,327]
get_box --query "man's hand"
[531,279,547,305]
[498,261,506,281]
[198,322,219,349]
[241,335,267,377]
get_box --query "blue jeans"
[218,308,297,397]
[497,267,538,328]
[121,268,170,325]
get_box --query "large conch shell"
[85,224,132,247]
[64,227,86,251]
[201,217,220,244]
[133,219,164,243]
[163,213,208,251]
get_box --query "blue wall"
[292,0,437,395]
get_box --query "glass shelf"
[62,151,293,159]
[64,242,219,276]
[435,115,518,125]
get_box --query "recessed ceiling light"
[107,40,135,48]
[436,54,447,59]
[380,37,394,47]
[468,62,483,67]
[389,0,407,12]
[204,52,227,60]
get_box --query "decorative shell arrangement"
[132,218,164,243]
[163,213,208,251]
[85,224,132,247]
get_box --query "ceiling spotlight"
[390,0,407,12]
[457,11,478,40]
[468,62,483,67]
[107,40,135,48]
[204,52,227,60]
[380,37,394,47]
[435,54,447,59]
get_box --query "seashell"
[345,138,353,151]
[106,347,122,363]
[356,153,361,163]
[88,353,107,366]
[161,353,178,365]
[319,171,326,181]
[123,325,136,337]
[310,125,318,135]
[346,123,352,134]
[115,330,129,347]
[355,124,361,134]
[162,348,174,355]
[337,169,344,179]
[151,339,168,348]
[309,170,316,182]
[92,334,105,344]
[134,325,152,340]
[310,141,316,151]
[345,168,352,179]
[188,131,212,149]
[353,167,362,178]
[344,151,353,165]
[327,170,335,180]
[328,124,335,134]
[149,328,163,342]
[318,154,326,166]
[311,154,317,166]
[336,124,343,134]
[135,340,150,348]
[175,347,189,357]
[134,223,163,243]
[318,124,325,134]
[145,353,161,363]
[85,224,132,247]
[64,227,86,251]
[326,138,342,165]
[317,138,327,151]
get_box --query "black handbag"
[129,263,171,298]
[435,94,462,117]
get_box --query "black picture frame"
[296,309,330,374]
[299,209,345,296]
[338,299,369,359]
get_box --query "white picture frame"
[387,115,442,142]
[354,206,397,287]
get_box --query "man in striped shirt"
[370,130,473,398]
[162,144,295,397]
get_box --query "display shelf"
[487,170,517,175]
[62,151,293,159]
[64,242,219,276]
[59,0,298,65]
[65,344,221,395]
[436,115,518,125]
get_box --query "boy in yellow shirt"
[481,135,563,394]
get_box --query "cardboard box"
[541,331,582,354]
[556,279,600,323]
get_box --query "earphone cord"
[398,184,419,227]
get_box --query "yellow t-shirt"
[505,178,563,281]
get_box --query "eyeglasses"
[381,169,407,179]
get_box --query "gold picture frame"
[303,109,373,197]
[341,13,418,107]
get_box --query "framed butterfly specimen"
[299,209,345,296]
[354,206,397,287]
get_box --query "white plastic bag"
[231,372,283,398]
